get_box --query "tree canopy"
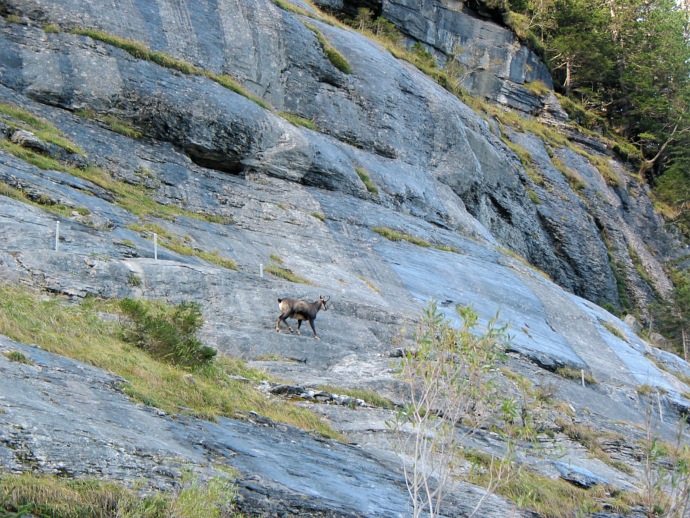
[508,0,690,190]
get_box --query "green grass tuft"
[76,108,144,139]
[0,470,238,518]
[371,226,458,252]
[317,385,395,408]
[265,264,314,285]
[0,180,92,221]
[555,367,598,385]
[270,0,312,16]
[371,226,430,247]
[3,350,33,365]
[304,23,352,74]
[280,112,318,130]
[355,166,378,195]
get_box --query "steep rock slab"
[0,335,415,516]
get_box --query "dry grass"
[69,29,270,110]
[127,222,238,270]
[265,264,314,285]
[0,102,84,155]
[0,470,238,518]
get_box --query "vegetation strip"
[0,470,238,518]
[128,222,238,270]
[304,23,352,74]
[372,226,459,253]
[69,28,270,110]
[0,102,84,155]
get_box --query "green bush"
[119,299,216,368]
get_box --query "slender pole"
[153,233,158,261]
[54,221,60,251]
[260,263,263,278]
[581,369,585,388]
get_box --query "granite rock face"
[0,0,689,515]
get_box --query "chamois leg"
[309,319,319,339]
[296,320,302,335]
[276,314,294,334]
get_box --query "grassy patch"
[0,180,92,221]
[636,384,654,396]
[0,470,237,518]
[69,29,270,110]
[310,211,326,222]
[0,283,338,437]
[600,320,625,340]
[268,253,284,265]
[527,188,542,204]
[628,246,655,288]
[3,350,33,365]
[356,275,380,293]
[577,150,620,187]
[552,156,586,191]
[523,80,551,96]
[556,419,635,475]
[0,102,84,155]
[355,166,378,195]
[304,23,352,74]
[76,108,143,139]
[265,264,314,285]
[371,226,460,253]
[372,226,431,247]
[270,0,313,16]
[42,23,60,33]
[279,112,317,131]
[555,366,598,385]
[474,466,636,517]
[127,222,238,270]
[501,136,543,185]
[0,137,227,225]
[434,243,460,253]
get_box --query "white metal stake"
[154,233,158,261]
[260,263,263,278]
[54,221,59,251]
[581,369,585,388]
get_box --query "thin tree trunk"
[564,58,572,97]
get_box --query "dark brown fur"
[275,295,330,339]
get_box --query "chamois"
[275,295,330,339]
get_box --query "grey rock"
[555,461,609,489]
[0,0,689,516]
[623,314,642,334]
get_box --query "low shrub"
[119,299,216,368]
